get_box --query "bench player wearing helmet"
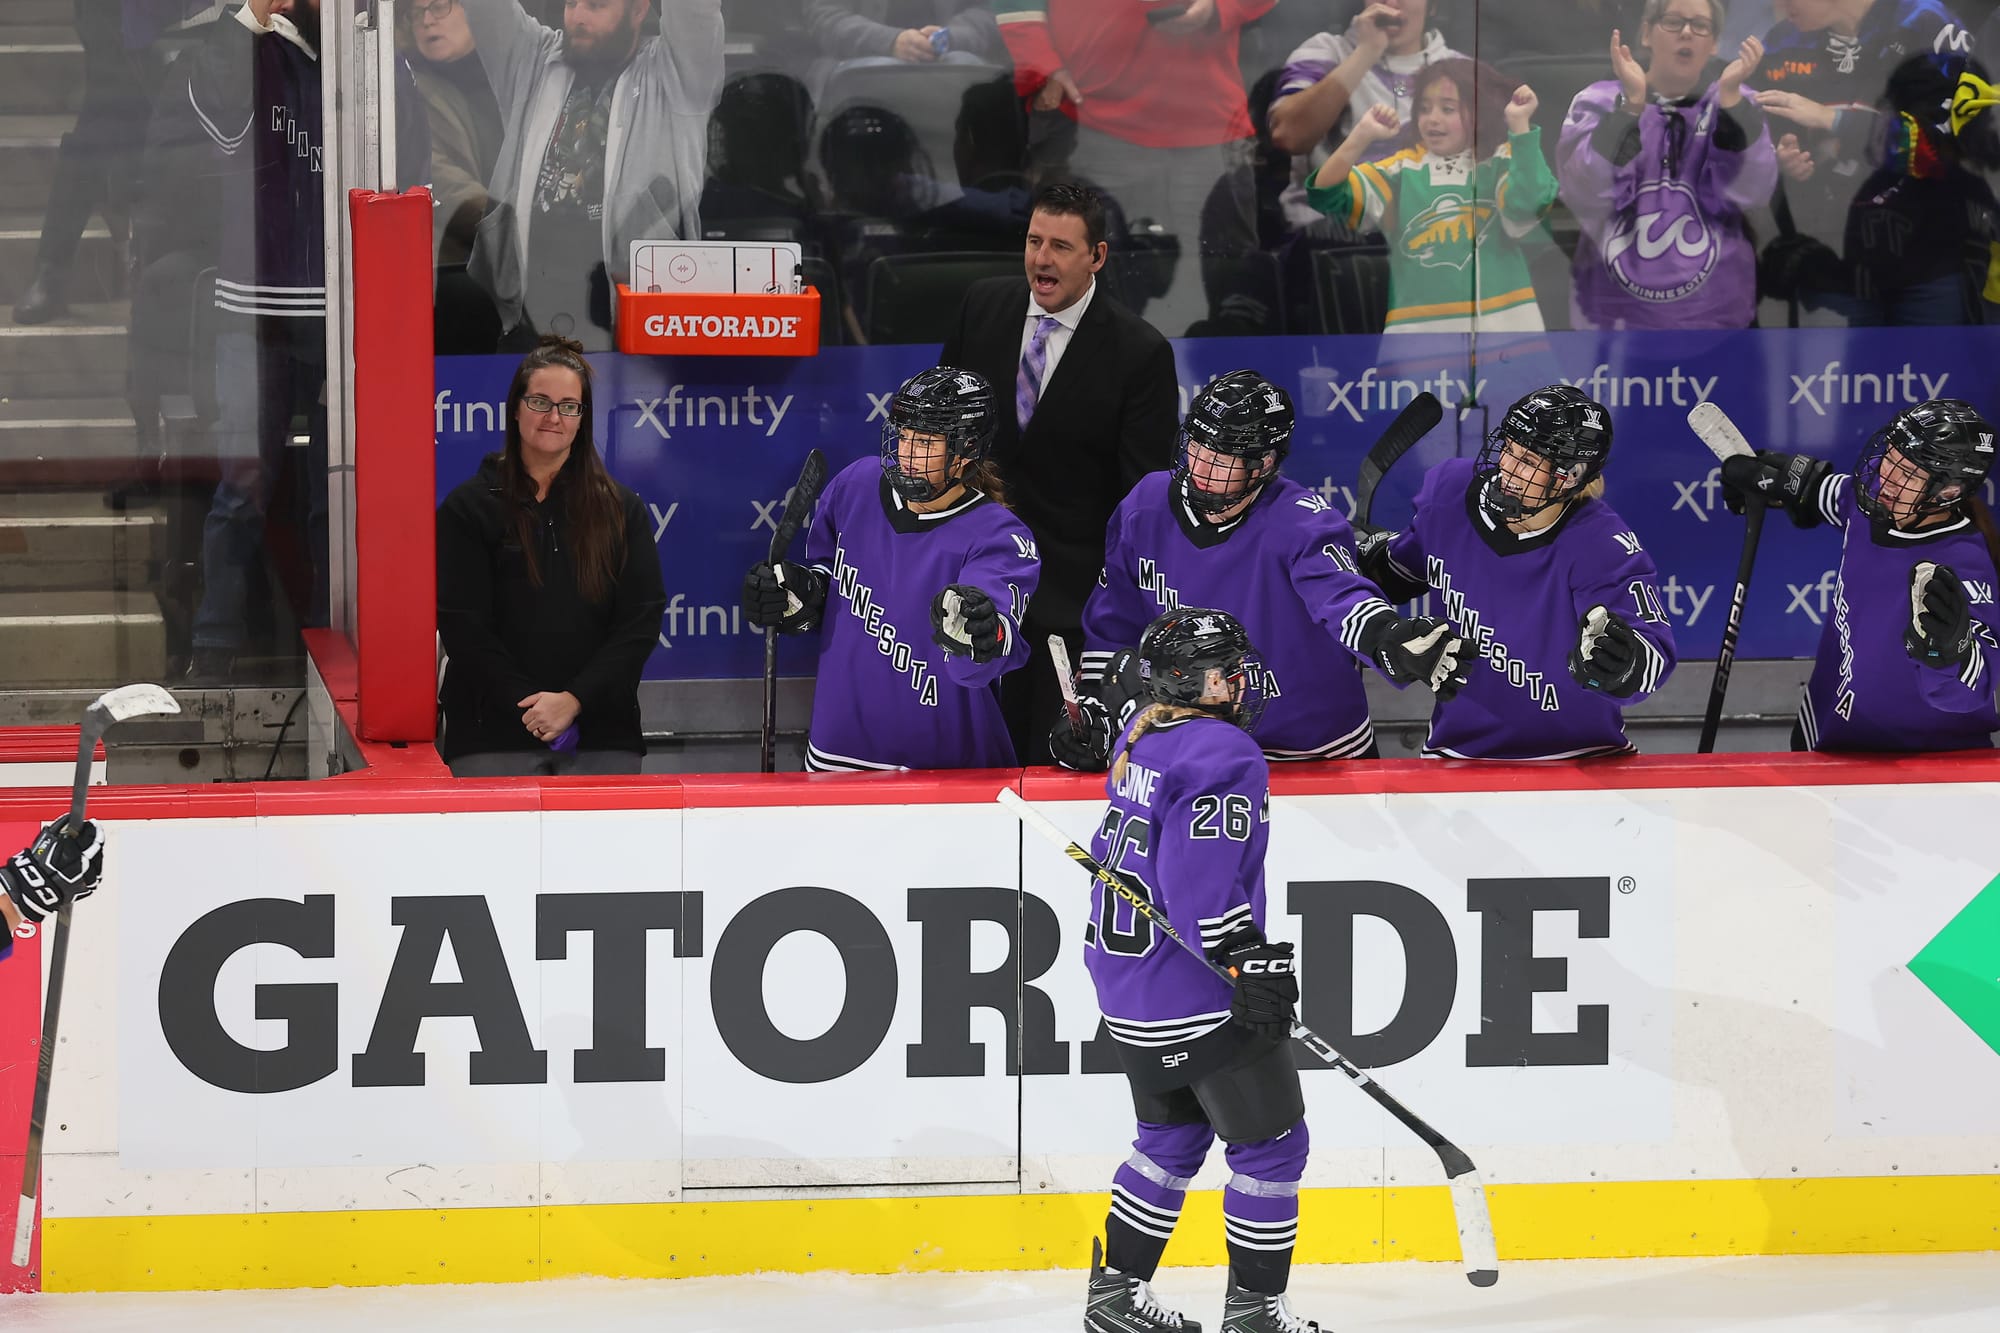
[1079,607,1330,1333]
[1054,370,1469,771]
[1720,398,2000,752]
[741,367,1041,770]
[1358,384,1679,759]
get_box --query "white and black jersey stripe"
[1264,716,1375,761]
[1632,629,1669,697]
[214,278,328,318]
[1796,684,1820,751]
[1423,739,1637,762]
[1337,597,1396,656]
[1814,472,1847,528]
[1102,1010,1232,1048]
[1222,1213,1299,1252]
[1078,648,1113,687]
[804,743,904,774]
[1109,1185,1183,1241]
[1198,904,1254,953]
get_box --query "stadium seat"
[1310,245,1389,336]
[863,251,1021,345]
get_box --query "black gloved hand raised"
[742,560,826,633]
[1211,928,1299,1039]
[1906,562,1976,670]
[1363,614,1470,700]
[1049,694,1114,771]
[930,584,1009,662]
[1,819,105,924]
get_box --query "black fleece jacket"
[436,453,666,759]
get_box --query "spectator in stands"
[1268,1,1461,237]
[699,72,817,237]
[804,1,1003,100]
[914,73,1035,244]
[437,336,667,777]
[1557,2,1777,329]
[995,0,1273,334]
[403,0,506,353]
[1751,0,1976,317]
[816,104,944,341]
[183,0,430,680]
[11,0,206,324]
[938,182,1178,762]
[1308,59,1557,332]
[1766,50,2000,325]
[462,0,724,352]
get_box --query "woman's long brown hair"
[501,335,626,603]
[1109,703,1207,786]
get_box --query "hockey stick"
[760,449,829,774]
[1353,391,1445,535]
[13,682,180,1269]
[1049,634,1085,737]
[1687,403,1767,755]
[995,786,1500,1289]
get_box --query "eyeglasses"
[521,394,584,418]
[1651,14,1716,37]
[412,0,459,21]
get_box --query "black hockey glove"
[1567,605,1647,697]
[1210,929,1299,1040]
[1363,614,1469,700]
[1,819,105,924]
[1906,562,1976,670]
[1719,450,1829,528]
[1049,694,1115,771]
[931,584,1008,662]
[1355,530,1429,604]
[742,560,827,633]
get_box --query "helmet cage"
[880,373,997,502]
[1854,403,1995,525]
[1474,426,1594,522]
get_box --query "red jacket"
[996,0,1274,148]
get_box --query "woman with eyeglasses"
[1555,0,1777,330]
[436,335,667,776]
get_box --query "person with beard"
[463,0,723,351]
[1268,1,1462,236]
[180,0,431,678]
[1557,0,1778,329]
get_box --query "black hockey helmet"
[1136,606,1267,732]
[1855,398,1996,525]
[1476,384,1614,522]
[1175,370,1294,517]
[881,366,998,501]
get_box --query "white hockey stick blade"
[1452,1170,1500,1287]
[1687,402,1755,462]
[1048,636,1085,734]
[10,1195,31,1267]
[90,683,181,727]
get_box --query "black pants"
[37,0,158,270]
[1000,618,1078,767]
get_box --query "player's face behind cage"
[1178,436,1276,517]
[1860,442,1964,527]
[889,427,954,498]
[1480,436,1584,522]
[1854,400,1996,528]
[878,367,997,502]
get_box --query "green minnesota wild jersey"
[1307,128,1557,333]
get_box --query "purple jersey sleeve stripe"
[1275,59,1334,101]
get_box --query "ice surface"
[6,1253,1999,1331]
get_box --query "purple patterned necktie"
[1016,315,1061,431]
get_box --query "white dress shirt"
[1017,276,1097,396]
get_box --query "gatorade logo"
[642,314,803,340]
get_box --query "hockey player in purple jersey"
[1053,370,1468,771]
[1719,399,2000,751]
[1080,607,1327,1333]
[0,819,104,966]
[741,367,1040,771]
[1358,385,1678,760]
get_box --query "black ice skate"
[1219,1279,1321,1332]
[1085,1238,1201,1332]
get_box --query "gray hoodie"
[463,0,724,331]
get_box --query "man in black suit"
[941,182,1180,764]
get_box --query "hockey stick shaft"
[1686,404,1765,755]
[15,683,178,1268]
[995,787,1499,1287]
[1048,635,1084,737]
[1354,391,1444,533]
[761,450,829,774]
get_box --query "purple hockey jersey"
[801,458,1040,771]
[1382,458,1677,760]
[1558,80,1777,330]
[1795,474,2000,751]
[1080,472,1397,759]
[1085,713,1270,1078]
